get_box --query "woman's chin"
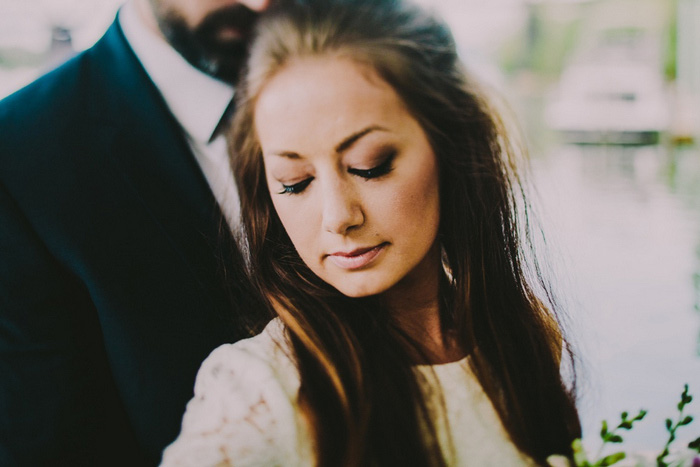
[332,281,387,299]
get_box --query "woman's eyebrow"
[267,125,389,160]
[269,150,302,159]
[334,125,388,154]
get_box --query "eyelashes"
[278,151,396,195]
[279,178,312,195]
[347,151,395,179]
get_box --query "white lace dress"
[160,319,534,466]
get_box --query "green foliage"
[664,0,677,81]
[498,3,582,78]
[657,384,695,467]
[688,436,700,452]
[560,385,700,467]
[564,410,646,467]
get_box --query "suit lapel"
[85,20,230,280]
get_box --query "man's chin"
[195,55,246,84]
[157,12,252,83]
[165,37,247,83]
[200,44,248,82]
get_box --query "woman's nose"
[321,178,364,235]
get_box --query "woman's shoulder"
[205,318,294,371]
[192,317,299,399]
[161,318,309,466]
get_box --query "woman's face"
[254,56,441,298]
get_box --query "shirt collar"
[118,1,235,144]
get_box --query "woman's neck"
[390,297,464,364]
[382,245,466,364]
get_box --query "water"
[531,143,700,455]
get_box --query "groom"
[0,0,273,465]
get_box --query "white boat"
[544,61,670,145]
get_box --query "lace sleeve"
[160,339,302,467]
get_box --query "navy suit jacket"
[0,19,261,466]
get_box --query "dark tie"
[209,98,236,143]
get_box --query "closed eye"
[279,177,314,195]
[348,151,396,179]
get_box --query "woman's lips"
[327,243,387,270]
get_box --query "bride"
[162,0,581,465]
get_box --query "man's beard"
[155,4,261,84]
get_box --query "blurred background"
[2,0,699,457]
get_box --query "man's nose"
[237,0,271,12]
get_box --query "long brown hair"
[230,0,581,465]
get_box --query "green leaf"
[680,415,693,426]
[619,421,633,430]
[601,420,609,438]
[621,411,628,420]
[681,384,692,404]
[666,418,673,431]
[634,410,647,421]
[688,436,700,451]
[608,434,623,443]
[572,438,589,466]
[599,452,626,467]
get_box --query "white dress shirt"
[118,1,240,230]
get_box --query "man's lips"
[215,26,245,41]
[326,243,388,270]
